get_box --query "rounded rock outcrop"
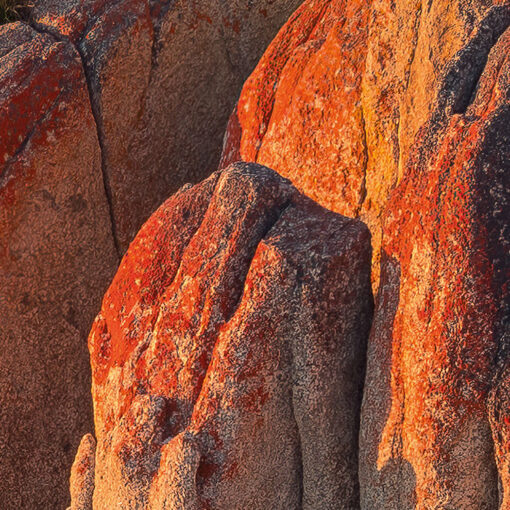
[75,162,373,509]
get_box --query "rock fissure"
[223,199,293,324]
[74,47,122,260]
[28,18,122,260]
[355,104,369,217]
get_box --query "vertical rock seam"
[0,21,118,510]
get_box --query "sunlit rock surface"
[222,0,509,290]
[0,2,301,507]
[68,434,96,510]
[2,0,509,507]
[361,22,510,508]
[74,162,373,509]
[221,0,510,507]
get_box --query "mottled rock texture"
[361,21,510,510]
[221,0,510,507]
[32,0,303,251]
[68,434,96,510]
[1,2,302,507]
[0,22,118,509]
[222,0,510,289]
[74,162,373,509]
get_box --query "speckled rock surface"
[0,23,118,510]
[360,19,510,510]
[74,162,373,509]
[221,0,509,290]
[68,434,96,510]
[32,0,303,251]
[220,0,510,507]
[0,2,303,507]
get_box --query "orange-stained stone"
[360,17,510,510]
[221,0,510,507]
[79,163,373,509]
[0,22,118,510]
[0,2,304,507]
[33,0,303,251]
[68,434,96,510]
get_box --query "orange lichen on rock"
[360,18,510,510]
[222,0,509,290]
[223,0,368,218]
[220,0,510,507]
[32,0,303,251]
[79,162,373,509]
[1,2,305,507]
[68,434,96,510]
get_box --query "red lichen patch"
[218,1,510,506]
[0,26,65,173]
[0,21,118,510]
[361,22,510,510]
[222,0,369,212]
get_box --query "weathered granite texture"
[71,162,373,509]
[32,0,303,251]
[221,0,510,507]
[0,22,118,509]
[0,1,301,506]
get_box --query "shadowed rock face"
[220,0,510,507]
[70,162,373,509]
[32,0,303,252]
[0,22,118,510]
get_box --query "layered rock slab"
[71,162,373,509]
[0,23,118,509]
[32,0,303,251]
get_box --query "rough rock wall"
[221,0,510,507]
[0,22,118,509]
[222,0,509,288]
[69,162,373,509]
[0,1,301,507]
[361,18,510,510]
[32,0,303,252]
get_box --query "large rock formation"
[3,0,509,506]
[71,162,373,509]
[0,2,302,507]
[0,22,118,509]
[222,0,509,288]
[221,0,510,507]
[32,0,303,251]
[360,20,510,510]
